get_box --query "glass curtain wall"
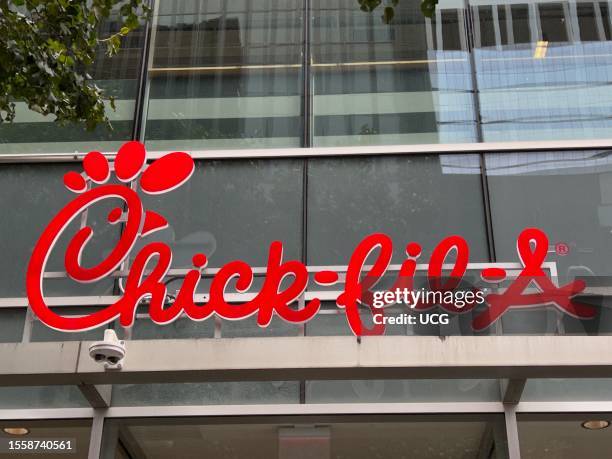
[3,0,612,151]
[311,0,612,147]
[2,150,612,342]
[311,0,477,146]
[143,0,305,150]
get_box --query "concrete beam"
[0,336,612,386]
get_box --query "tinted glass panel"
[0,420,91,459]
[136,158,303,268]
[0,164,120,297]
[485,150,612,335]
[306,379,501,403]
[312,0,476,147]
[0,16,144,154]
[144,0,304,150]
[102,417,508,459]
[519,417,612,459]
[307,154,488,264]
[111,381,299,406]
[472,0,612,142]
[0,386,88,408]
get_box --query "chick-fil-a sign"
[26,142,597,336]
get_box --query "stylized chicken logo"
[25,141,598,336]
[26,142,196,330]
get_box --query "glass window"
[0,419,91,459]
[306,154,490,337]
[577,3,600,42]
[485,150,612,335]
[478,6,497,48]
[311,0,477,147]
[144,0,304,150]
[102,417,508,459]
[519,415,612,459]
[539,3,569,43]
[511,4,531,44]
[306,379,501,403]
[472,0,612,142]
[111,381,299,406]
[523,378,612,401]
[0,386,88,408]
[307,154,489,264]
[130,313,215,340]
[0,164,120,297]
[0,16,144,155]
[0,309,25,343]
[136,158,303,268]
[30,308,108,342]
[130,158,303,338]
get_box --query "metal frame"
[1,138,612,163]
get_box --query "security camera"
[88,329,126,370]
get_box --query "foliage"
[357,0,438,23]
[0,0,149,130]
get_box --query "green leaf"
[0,0,149,130]
[358,0,382,13]
[382,6,394,23]
[421,0,438,18]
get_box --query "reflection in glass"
[485,150,612,335]
[136,158,302,268]
[144,0,304,150]
[312,0,477,146]
[0,420,91,459]
[127,158,303,338]
[0,309,25,343]
[472,0,612,142]
[307,154,488,264]
[519,416,612,459]
[306,379,501,403]
[102,417,508,459]
[0,164,120,297]
[523,378,612,401]
[0,386,88,408]
[0,16,144,154]
[111,381,299,406]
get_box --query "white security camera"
[88,329,126,370]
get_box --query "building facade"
[2,0,612,457]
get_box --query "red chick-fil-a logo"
[26,142,597,336]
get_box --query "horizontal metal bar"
[39,262,531,279]
[104,402,505,418]
[147,58,466,75]
[517,401,612,413]
[0,408,94,420]
[4,400,612,421]
[1,139,611,163]
[148,64,303,74]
